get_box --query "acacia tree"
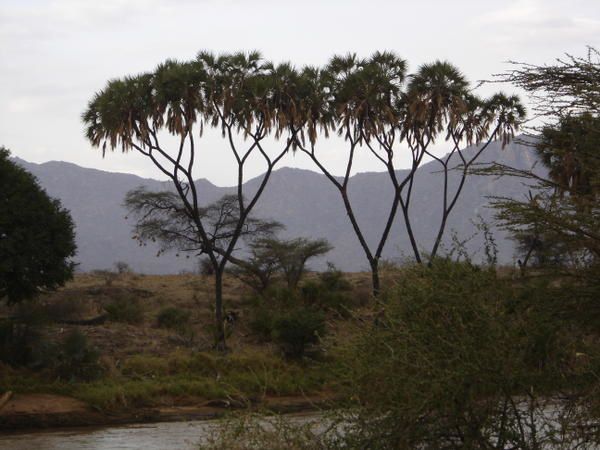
[125,189,282,258]
[83,52,301,350]
[0,147,76,303]
[227,238,281,294]
[228,236,331,293]
[490,119,600,267]
[479,49,600,435]
[483,49,600,270]
[261,237,332,290]
[294,53,524,295]
[504,47,600,118]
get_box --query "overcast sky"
[1,0,599,186]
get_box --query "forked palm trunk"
[370,259,380,297]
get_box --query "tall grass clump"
[104,294,143,324]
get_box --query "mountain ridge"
[13,138,540,273]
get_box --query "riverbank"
[0,392,332,431]
[0,271,367,432]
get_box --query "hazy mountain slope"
[245,137,541,270]
[14,138,540,273]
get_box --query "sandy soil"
[0,393,89,416]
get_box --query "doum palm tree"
[83,51,303,351]
[83,49,525,315]
[294,54,525,294]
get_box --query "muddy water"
[0,419,220,450]
[0,413,323,449]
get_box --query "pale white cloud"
[7,96,46,113]
[474,0,600,49]
[0,0,163,45]
[476,0,540,25]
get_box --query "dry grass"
[0,266,416,365]
[0,270,372,411]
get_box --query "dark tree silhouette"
[404,64,525,262]
[125,188,282,265]
[0,147,76,303]
[483,48,600,272]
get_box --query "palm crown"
[83,51,525,156]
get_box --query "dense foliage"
[202,261,600,449]
[491,48,600,272]
[0,147,76,304]
[337,261,600,449]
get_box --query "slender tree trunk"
[300,141,391,297]
[429,214,448,265]
[519,239,537,277]
[401,201,422,264]
[429,165,469,263]
[338,190,382,296]
[213,269,227,352]
[370,259,380,297]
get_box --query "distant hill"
[14,137,541,273]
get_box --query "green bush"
[54,330,104,381]
[0,319,55,368]
[105,295,143,324]
[248,307,276,342]
[0,312,102,380]
[249,274,346,347]
[300,266,354,314]
[121,354,170,377]
[272,308,325,358]
[265,286,301,306]
[337,259,600,449]
[156,306,190,330]
[301,282,352,315]
[247,286,302,342]
[318,264,352,292]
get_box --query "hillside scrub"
[246,267,359,358]
[0,272,342,413]
[332,260,600,449]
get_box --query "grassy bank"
[1,351,332,411]
[0,270,363,413]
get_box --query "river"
[0,419,221,450]
[0,413,323,450]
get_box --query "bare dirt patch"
[0,393,89,416]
